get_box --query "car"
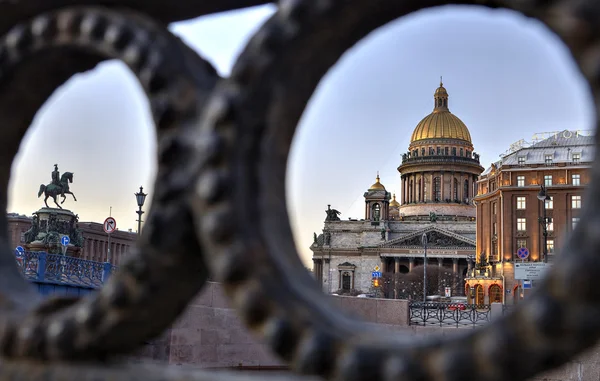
[447,303,467,311]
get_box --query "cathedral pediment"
[380,226,475,249]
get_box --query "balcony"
[400,153,481,166]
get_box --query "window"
[493,202,497,215]
[545,154,553,164]
[452,147,456,156]
[517,239,527,248]
[572,153,581,163]
[20,232,25,243]
[517,218,526,231]
[518,156,525,165]
[517,176,525,187]
[547,219,554,232]
[372,203,381,221]
[460,148,463,157]
[572,217,580,230]
[436,147,441,155]
[546,239,554,254]
[572,195,582,209]
[421,148,425,157]
[493,222,497,235]
[545,196,553,209]
[445,147,449,156]
[433,177,441,202]
[572,174,581,186]
[463,180,469,202]
[453,178,458,201]
[516,196,526,210]
[544,175,552,186]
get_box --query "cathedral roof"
[389,193,400,207]
[368,174,386,191]
[410,79,472,144]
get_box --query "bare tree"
[385,265,464,300]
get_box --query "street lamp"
[537,185,551,263]
[135,186,147,235]
[422,232,428,303]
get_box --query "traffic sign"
[15,246,24,255]
[374,266,380,271]
[60,236,70,246]
[516,247,529,260]
[515,262,550,280]
[103,217,117,234]
[444,287,452,297]
[371,271,382,278]
[523,280,532,289]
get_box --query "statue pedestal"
[23,207,83,257]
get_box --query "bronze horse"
[37,172,77,209]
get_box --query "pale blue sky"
[7,4,594,265]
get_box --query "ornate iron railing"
[409,302,491,328]
[15,251,113,288]
[0,1,597,380]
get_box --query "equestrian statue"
[37,164,77,209]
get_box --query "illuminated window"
[517,218,526,231]
[518,156,525,165]
[547,219,554,232]
[572,195,582,209]
[545,196,553,209]
[572,174,581,186]
[547,239,554,254]
[493,202,497,215]
[516,196,526,210]
[517,176,525,187]
[517,239,527,248]
[572,153,581,163]
[544,175,552,186]
[493,222,497,235]
[572,217,580,230]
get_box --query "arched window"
[409,181,413,203]
[417,179,421,202]
[421,148,425,156]
[475,284,485,305]
[489,284,503,303]
[433,177,441,202]
[372,203,381,221]
[460,148,464,157]
[452,147,456,156]
[342,272,351,290]
[453,179,459,201]
[464,180,469,202]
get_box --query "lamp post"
[537,185,550,263]
[422,232,428,303]
[135,186,147,235]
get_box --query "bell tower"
[363,173,391,221]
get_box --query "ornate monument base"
[23,207,83,256]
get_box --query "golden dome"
[390,193,400,207]
[410,80,472,143]
[369,174,386,191]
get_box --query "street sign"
[15,246,24,255]
[523,280,532,289]
[515,262,550,280]
[60,236,70,246]
[371,271,382,278]
[444,287,451,297]
[103,217,117,234]
[516,247,529,260]
[374,266,380,271]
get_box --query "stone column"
[409,257,415,272]
[441,171,445,201]
[394,257,400,273]
[438,258,443,267]
[452,258,458,274]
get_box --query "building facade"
[312,81,484,297]
[8,213,137,266]
[469,131,592,304]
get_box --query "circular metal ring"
[194,1,600,380]
[0,6,217,360]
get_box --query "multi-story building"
[8,213,137,266]
[311,81,483,297]
[470,131,593,304]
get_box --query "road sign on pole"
[516,247,529,260]
[515,262,550,280]
[371,271,382,278]
[15,246,24,255]
[61,236,70,246]
[103,217,117,234]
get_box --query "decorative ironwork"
[15,251,111,289]
[0,1,596,381]
[409,302,491,328]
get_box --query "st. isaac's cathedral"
[311,81,484,296]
